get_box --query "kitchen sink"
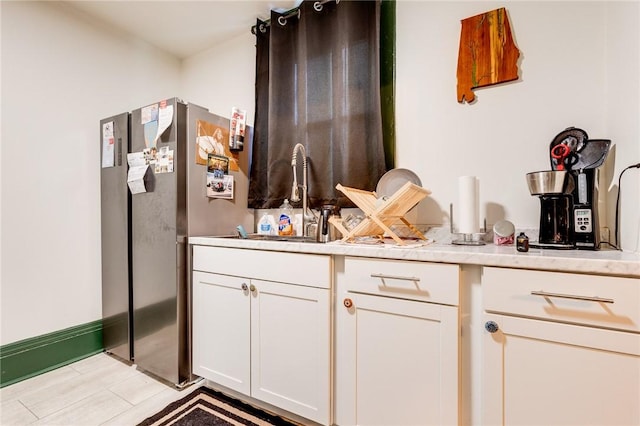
[218,234,320,243]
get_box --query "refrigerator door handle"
[117,137,122,166]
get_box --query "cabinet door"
[483,313,640,426]
[192,271,251,395]
[250,279,330,425]
[336,292,459,426]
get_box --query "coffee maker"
[527,127,611,250]
[526,171,576,249]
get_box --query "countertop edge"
[188,237,640,278]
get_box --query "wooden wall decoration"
[456,8,520,104]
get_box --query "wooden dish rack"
[329,181,431,245]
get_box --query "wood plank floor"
[0,353,202,425]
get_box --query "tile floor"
[0,353,202,425]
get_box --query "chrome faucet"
[291,143,316,237]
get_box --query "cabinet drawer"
[342,257,459,305]
[483,267,640,332]
[193,246,331,289]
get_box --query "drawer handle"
[530,290,614,304]
[344,298,353,308]
[370,273,420,282]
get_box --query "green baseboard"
[0,320,104,388]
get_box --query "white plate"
[376,168,422,198]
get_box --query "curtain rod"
[251,0,339,35]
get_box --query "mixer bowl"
[526,171,574,195]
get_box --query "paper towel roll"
[458,176,479,234]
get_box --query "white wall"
[1,1,638,346]
[397,1,639,251]
[181,31,258,127]
[604,2,640,251]
[0,1,181,345]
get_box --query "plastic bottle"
[516,232,529,252]
[257,213,275,235]
[278,199,294,236]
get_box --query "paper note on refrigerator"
[127,165,149,194]
[141,103,159,124]
[143,121,158,148]
[127,151,146,167]
[155,104,174,144]
[101,121,115,168]
[154,147,174,174]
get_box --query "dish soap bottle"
[257,213,276,235]
[278,199,294,236]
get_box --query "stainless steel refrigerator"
[101,98,253,387]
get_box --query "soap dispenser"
[278,199,294,236]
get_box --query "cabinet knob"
[250,284,257,292]
[343,298,353,308]
[485,321,499,333]
[241,283,248,291]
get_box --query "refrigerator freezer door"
[100,112,132,363]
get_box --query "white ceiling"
[64,1,297,59]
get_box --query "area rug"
[138,386,299,426]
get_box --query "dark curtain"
[248,0,386,209]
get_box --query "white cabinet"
[482,267,640,426]
[193,272,250,394]
[192,246,331,425]
[335,256,461,426]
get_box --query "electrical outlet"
[600,227,610,243]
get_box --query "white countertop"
[189,236,640,278]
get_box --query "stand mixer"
[527,127,611,250]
